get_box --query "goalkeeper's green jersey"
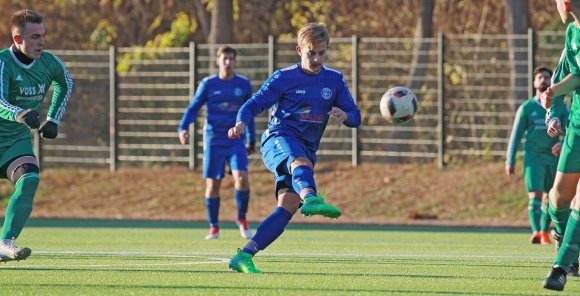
[549,23,580,129]
[0,48,73,145]
[506,97,569,166]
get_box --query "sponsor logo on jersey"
[15,75,23,81]
[218,102,240,111]
[321,87,332,100]
[296,89,306,94]
[296,105,325,123]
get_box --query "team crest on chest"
[321,88,332,100]
[234,87,243,96]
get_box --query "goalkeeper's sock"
[235,190,250,220]
[1,173,39,239]
[555,209,580,272]
[291,166,316,199]
[541,201,552,232]
[549,203,571,236]
[242,207,292,255]
[528,198,542,232]
[205,197,220,229]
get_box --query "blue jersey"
[237,63,361,151]
[179,73,255,146]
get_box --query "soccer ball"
[379,86,418,124]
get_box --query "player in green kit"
[505,66,568,245]
[541,0,580,291]
[0,10,73,263]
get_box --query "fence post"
[351,35,359,167]
[268,35,275,75]
[189,41,198,170]
[528,28,534,99]
[437,32,445,168]
[109,45,117,172]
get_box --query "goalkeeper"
[0,10,73,262]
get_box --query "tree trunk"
[408,0,434,91]
[506,0,529,110]
[390,0,434,161]
[208,0,234,44]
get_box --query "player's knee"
[290,157,312,172]
[6,156,40,185]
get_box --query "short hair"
[216,45,236,59]
[11,10,43,34]
[297,23,329,48]
[534,66,552,78]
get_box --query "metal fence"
[36,30,565,170]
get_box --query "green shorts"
[557,128,580,174]
[524,152,558,193]
[0,137,35,179]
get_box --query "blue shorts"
[203,141,248,179]
[261,133,316,197]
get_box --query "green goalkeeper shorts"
[0,137,35,179]
[523,152,558,193]
[557,127,580,174]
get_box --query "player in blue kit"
[227,23,361,273]
[178,45,255,240]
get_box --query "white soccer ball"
[379,86,419,124]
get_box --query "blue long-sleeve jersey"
[237,63,361,151]
[179,73,255,146]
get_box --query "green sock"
[555,209,580,271]
[528,198,541,232]
[541,201,551,232]
[0,173,39,239]
[548,202,571,235]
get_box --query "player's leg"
[203,146,226,240]
[544,132,580,290]
[230,143,252,239]
[548,174,578,237]
[542,159,558,245]
[289,157,341,218]
[204,178,221,240]
[0,140,39,262]
[229,179,300,273]
[540,192,553,245]
[528,191,543,244]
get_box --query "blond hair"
[297,23,329,48]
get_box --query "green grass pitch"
[0,220,577,295]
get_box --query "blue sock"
[235,190,250,220]
[291,166,316,198]
[205,197,220,228]
[242,207,293,255]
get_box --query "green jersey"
[506,97,568,166]
[0,48,73,144]
[549,23,580,129]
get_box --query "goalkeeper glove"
[38,120,58,139]
[15,109,40,129]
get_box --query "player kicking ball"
[227,22,361,273]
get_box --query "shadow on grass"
[0,282,540,295]
[5,218,530,234]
